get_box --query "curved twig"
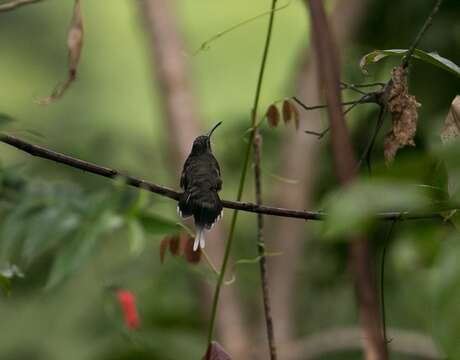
[0,0,41,12]
[402,0,443,69]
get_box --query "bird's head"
[191,121,222,155]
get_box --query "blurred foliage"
[0,0,459,359]
[0,165,181,290]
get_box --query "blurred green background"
[0,0,459,359]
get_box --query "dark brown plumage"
[177,122,223,251]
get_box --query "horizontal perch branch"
[0,133,450,222]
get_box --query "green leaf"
[0,113,15,127]
[128,219,145,256]
[360,49,460,78]
[137,213,179,235]
[432,233,460,359]
[0,200,45,262]
[0,275,11,295]
[321,180,430,239]
[21,207,80,263]
[45,211,116,290]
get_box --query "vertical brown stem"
[268,1,367,352]
[304,1,387,359]
[253,133,277,359]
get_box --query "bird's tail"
[177,191,193,218]
[193,226,206,251]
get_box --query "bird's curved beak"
[206,121,222,137]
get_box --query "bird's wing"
[180,156,192,189]
[210,155,222,191]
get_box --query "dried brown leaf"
[440,95,460,144]
[282,99,292,124]
[291,102,300,130]
[204,341,232,360]
[383,66,421,165]
[440,95,460,197]
[37,0,84,105]
[169,235,180,256]
[266,104,280,128]
[159,236,170,264]
[183,234,201,264]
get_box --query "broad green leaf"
[0,275,11,295]
[128,219,145,256]
[21,207,80,263]
[45,211,116,290]
[137,213,179,235]
[360,49,460,78]
[321,180,430,239]
[432,233,460,359]
[0,200,45,262]
[0,113,15,127]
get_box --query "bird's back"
[178,152,223,229]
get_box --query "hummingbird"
[177,121,223,251]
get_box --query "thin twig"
[402,0,443,69]
[340,81,385,95]
[341,81,368,95]
[342,82,386,89]
[0,133,451,222]
[253,133,277,359]
[206,0,279,348]
[0,0,41,12]
[193,0,290,55]
[293,96,360,111]
[357,106,386,173]
[380,220,397,351]
[302,91,382,140]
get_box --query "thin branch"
[207,0,279,347]
[340,81,385,94]
[193,0,290,55]
[253,133,277,359]
[357,105,386,174]
[0,0,41,12]
[0,133,451,222]
[343,82,386,88]
[0,133,178,198]
[402,0,443,69]
[301,91,382,140]
[140,2,252,354]
[293,96,363,111]
[305,1,387,360]
[380,220,397,350]
[341,81,368,95]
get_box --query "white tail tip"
[194,227,205,251]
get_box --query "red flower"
[116,289,140,330]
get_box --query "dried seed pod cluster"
[383,66,421,164]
